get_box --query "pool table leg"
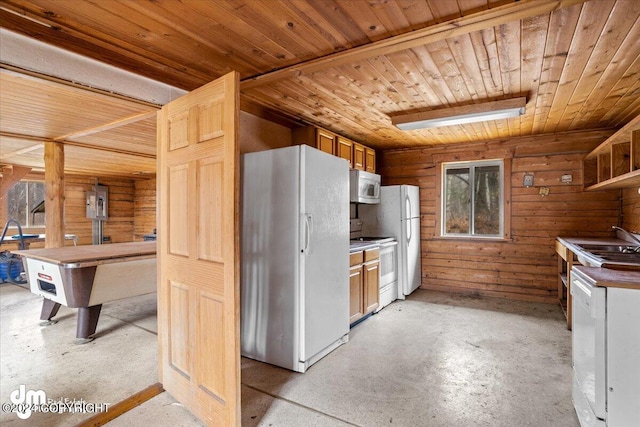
[40,299,61,324]
[76,305,102,341]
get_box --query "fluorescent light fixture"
[392,97,526,130]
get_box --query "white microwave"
[349,170,380,204]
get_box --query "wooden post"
[44,142,65,248]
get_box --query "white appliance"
[571,267,640,427]
[376,240,398,310]
[241,145,350,373]
[359,185,421,299]
[349,169,381,204]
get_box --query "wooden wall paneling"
[64,175,135,245]
[239,111,292,154]
[633,130,640,171]
[621,187,640,232]
[380,129,620,303]
[134,179,156,241]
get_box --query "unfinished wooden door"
[157,72,240,426]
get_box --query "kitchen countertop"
[557,236,640,269]
[349,241,380,253]
[558,236,640,289]
[572,266,640,290]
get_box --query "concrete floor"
[0,283,579,426]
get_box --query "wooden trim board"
[74,382,164,427]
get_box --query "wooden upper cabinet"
[584,114,640,191]
[292,125,376,172]
[337,136,353,167]
[353,143,365,171]
[365,147,376,173]
[316,128,337,155]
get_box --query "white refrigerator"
[241,145,350,373]
[360,185,421,299]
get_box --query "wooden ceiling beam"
[54,110,157,141]
[0,143,42,160]
[241,0,588,90]
[0,64,161,109]
[0,131,156,159]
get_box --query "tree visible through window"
[6,181,46,227]
[442,160,503,237]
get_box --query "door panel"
[300,147,349,361]
[158,71,240,426]
[405,217,421,295]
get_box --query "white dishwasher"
[571,267,640,427]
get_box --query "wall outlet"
[539,187,550,196]
[561,174,573,184]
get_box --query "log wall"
[64,175,135,245]
[621,187,640,232]
[133,178,156,241]
[378,129,620,303]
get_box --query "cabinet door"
[364,260,379,314]
[353,143,365,171]
[316,128,336,155]
[336,136,353,167]
[349,265,364,323]
[365,147,376,173]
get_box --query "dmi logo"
[10,384,46,419]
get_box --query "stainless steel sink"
[575,243,640,269]
[576,244,639,253]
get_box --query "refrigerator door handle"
[406,217,411,244]
[406,194,411,220]
[302,214,312,253]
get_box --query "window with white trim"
[6,181,46,228]
[442,159,504,237]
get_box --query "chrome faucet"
[612,226,640,253]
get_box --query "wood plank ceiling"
[1,0,639,177]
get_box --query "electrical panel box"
[86,185,108,220]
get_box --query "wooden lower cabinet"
[363,258,379,314]
[349,264,364,324]
[349,249,379,325]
